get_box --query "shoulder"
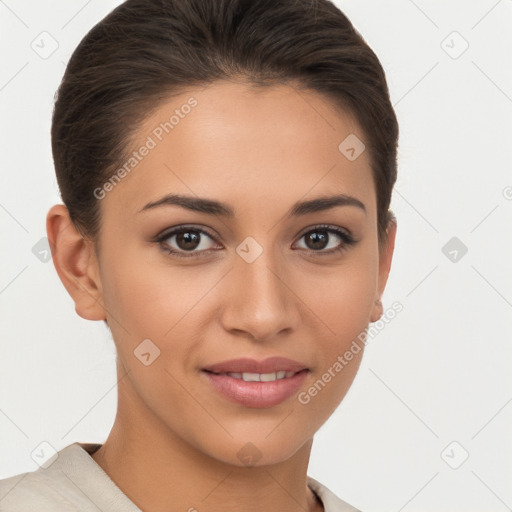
[0,469,70,511]
[0,443,141,512]
[307,476,362,512]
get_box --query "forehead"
[101,79,374,218]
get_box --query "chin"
[195,429,312,468]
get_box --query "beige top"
[0,442,361,511]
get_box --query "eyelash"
[154,224,357,259]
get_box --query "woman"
[0,0,398,510]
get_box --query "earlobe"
[370,217,397,322]
[370,298,383,323]
[46,204,106,321]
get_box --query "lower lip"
[202,370,309,408]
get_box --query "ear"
[370,216,397,322]
[46,204,106,321]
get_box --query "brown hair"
[51,0,398,251]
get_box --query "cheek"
[303,257,378,336]
[101,235,378,360]
[99,247,209,337]
[297,250,377,400]
[294,266,374,424]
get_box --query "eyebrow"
[138,193,366,217]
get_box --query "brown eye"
[303,230,329,250]
[294,225,356,255]
[174,230,201,251]
[156,226,219,258]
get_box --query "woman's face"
[84,80,395,466]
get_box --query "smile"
[202,368,309,408]
[209,370,298,382]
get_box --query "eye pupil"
[161,225,349,258]
[305,231,328,250]
[177,231,200,251]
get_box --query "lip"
[202,356,309,374]
[201,357,310,408]
[202,369,309,408]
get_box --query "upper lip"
[203,357,309,374]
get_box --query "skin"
[47,79,396,512]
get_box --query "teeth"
[222,371,298,382]
[242,372,261,382]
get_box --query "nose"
[219,247,301,341]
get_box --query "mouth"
[202,356,309,375]
[200,357,310,408]
[202,369,305,382]
[200,360,311,409]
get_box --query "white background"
[1,1,511,511]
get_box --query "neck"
[90,370,323,512]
